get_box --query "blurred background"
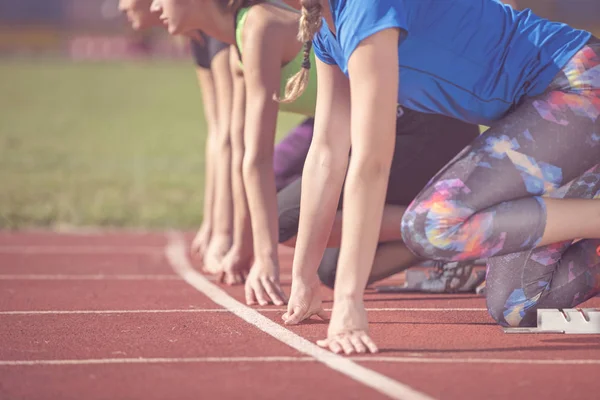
[0,0,598,230]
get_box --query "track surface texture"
[1,231,599,400]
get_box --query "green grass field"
[0,59,305,230]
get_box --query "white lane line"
[0,274,180,281]
[0,246,162,255]
[360,357,600,365]
[165,232,434,400]
[0,309,227,315]
[0,307,487,316]
[0,356,314,366]
[360,308,487,312]
[1,355,597,367]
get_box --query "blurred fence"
[0,0,598,59]
[0,0,186,59]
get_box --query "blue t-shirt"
[313,0,591,125]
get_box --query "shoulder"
[242,4,286,44]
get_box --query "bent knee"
[486,291,539,328]
[401,194,476,260]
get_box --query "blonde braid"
[278,0,322,103]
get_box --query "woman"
[154,0,484,301]
[118,0,235,275]
[118,0,312,285]
[281,0,600,355]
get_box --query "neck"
[189,5,237,45]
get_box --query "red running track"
[0,231,599,400]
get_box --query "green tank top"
[235,3,318,117]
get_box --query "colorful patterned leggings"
[401,38,600,327]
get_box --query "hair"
[278,0,322,103]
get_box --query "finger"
[268,277,288,304]
[316,338,329,348]
[231,273,243,286]
[338,337,355,355]
[252,281,270,306]
[350,334,367,354]
[328,340,343,354]
[359,333,379,354]
[245,281,257,306]
[217,271,225,284]
[283,307,304,325]
[261,278,285,306]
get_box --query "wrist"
[253,253,279,267]
[293,273,321,288]
[334,290,363,303]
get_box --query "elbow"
[306,142,349,177]
[242,147,273,181]
[215,131,232,154]
[347,155,392,184]
[230,132,245,168]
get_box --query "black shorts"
[277,108,480,242]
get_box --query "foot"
[415,261,485,293]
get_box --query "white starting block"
[503,308,600,334]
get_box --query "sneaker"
[415,261,485,293]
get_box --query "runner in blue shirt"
[280,0,600,355]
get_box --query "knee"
[317,248,340,289]
[400,194,473,260]
[485,288,538,328]
[485,295,512,327]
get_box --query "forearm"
[231,141,252,249]
[195,67,219,229]
[211,133,234,236]
[243,152,279,262]
[334,155,392,300]
[202,133,217,229]
[291,146,348,282]
[209,48,235,237]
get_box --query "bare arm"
[195,67,218,235]
[241,15,290,305]
[211,49,235,237]
[220,46,254,284]
[282,59,352,325]
[202,47,235,272]
[229,48,252,249]
[241,23,282,262]
[334,29,399,299]
[290,60,351,284]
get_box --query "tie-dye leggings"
[401,37,600,327]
